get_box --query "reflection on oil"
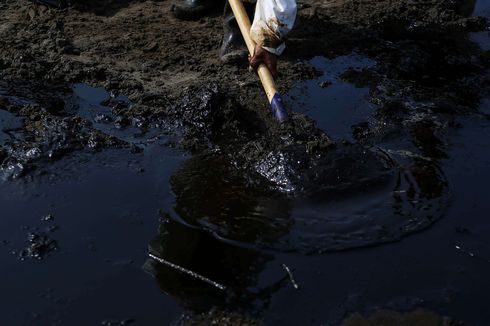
[170,152,293,247]
[143,216,284,315]
[164,143,449,253]
[145,139,450,317]
[410,120,448,160]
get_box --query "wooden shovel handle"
[227,0,278,103]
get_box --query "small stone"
[28,9,36,20]
[143,42,158,52]
[41,214,54,221]
[319,80,332,88]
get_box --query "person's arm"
[249,0,297,78]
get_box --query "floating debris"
[282,264,300,290]
[454,243,490,263]
[148,253,227,291]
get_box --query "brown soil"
[0,0,485,110]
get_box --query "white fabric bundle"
[250,0,297,55]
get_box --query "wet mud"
[341,308,465,326]
[1,0,490,325]
[0,81,133,180]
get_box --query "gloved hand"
[248,46,278,79]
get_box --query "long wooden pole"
[227,0,288,121]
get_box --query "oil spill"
[71,83,145,144]
[285,55,376,140]
[0,84,188,325]
[0,82,164,181]
[0,146,187,325]
[0,74,453,324]
[471,0,490,51]
[167,54,450,254]
[0,67,474,325]
[0,109,23,145]
[474,0,490,16]
[1,1,490,324]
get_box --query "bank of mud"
[1,0,490,325]
[1,0,488,175]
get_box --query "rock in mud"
[19,232,58,260]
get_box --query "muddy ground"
[1,0,490,325]
[0,0,488,187]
